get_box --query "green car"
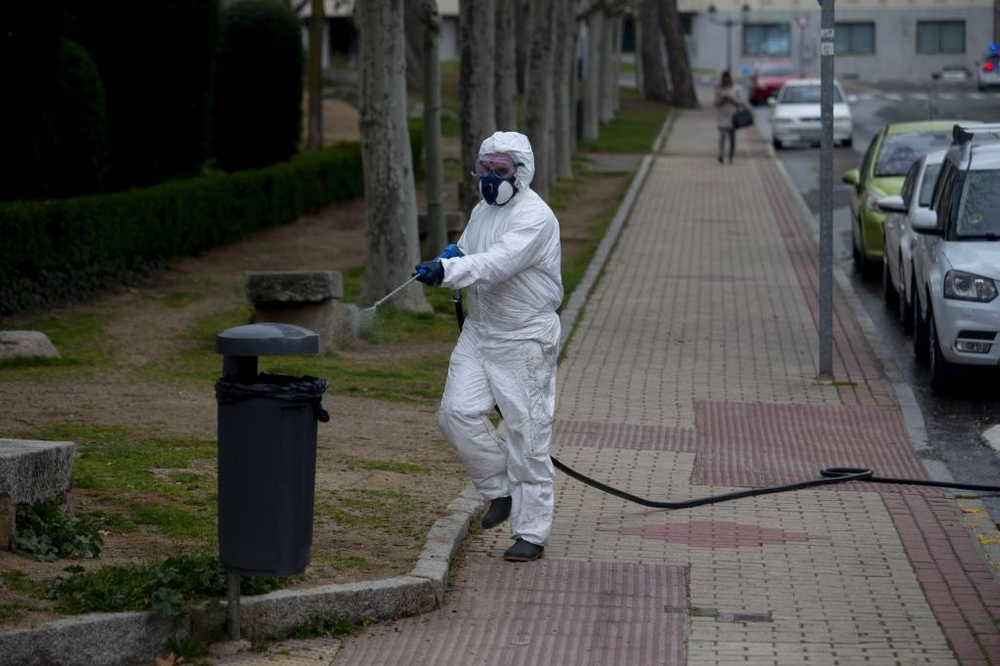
[841,120,978,278]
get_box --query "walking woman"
[713,70,747,164]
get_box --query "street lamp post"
[707,4,751,73]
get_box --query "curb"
[0,487,483,666]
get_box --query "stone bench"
[0,439,77,549]
[244,270,359,350]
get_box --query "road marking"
[985,424,1000,452]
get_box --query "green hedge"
[0,142,364,316]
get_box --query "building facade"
[684,0,997,82]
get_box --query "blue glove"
[438,244,461,260]
[414,245,460,285]
[414,259,444,285]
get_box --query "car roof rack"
[952,123,1000,164]
[952,123,1000,145]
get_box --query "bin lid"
[216,323,320,357]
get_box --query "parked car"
[910,123,1000,392]
[748,60,801,106]
[841,120,978,279]
[877,149,946,333]
[932,64,971,81]
[976,51,1000,90]
[769,78,852,149]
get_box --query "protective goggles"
[472,153,522,179]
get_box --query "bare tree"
[581,8,604,140]
[659,0,698,108]
[459,0,496,214]
[639,0,669,101]
[306,0,324,150]
[356,0,430,311]
[421,0,447,253]
[404,0,424,84]
[553,0,577,179]
[598,11,620,123]
[495,0,518,130]
[524,0,557,198]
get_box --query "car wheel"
[882,249,899,312]
[913,292,930,362]
[900,272,915,334]
[928,308,957,393]
[839,137,853,148]
[772,137,783,150]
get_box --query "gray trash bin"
[215,323,328,577]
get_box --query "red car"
[749,60,802,106]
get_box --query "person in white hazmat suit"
[413,131,562,563]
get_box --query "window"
[835,22,875,55]
[875,131,954,178]
[778,84,844,104]
[743,24,790,57]
[917,21,965,54]
[955,170,1000,237]
[918,164,942,208]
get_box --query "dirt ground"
[0,98,636,631]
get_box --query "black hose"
[449,291,1000,509]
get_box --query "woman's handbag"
[732,107,754,129]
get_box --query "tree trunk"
[525,0,556,198]
[420,0,447,253]
[553,0,576,179]
[357,0,430,311]
[459,0,496,214]
[494,0,518,130]
[599,11,617,124]
[639,0,669,102]
[659,0,699,108]
[403,0,423,86]
[306,0,324,150]
[582,10,603,140]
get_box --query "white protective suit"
[437,131,563,546]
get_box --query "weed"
[12,499,103,562]
[0,603,28,624]
[291,612,370,639]
[0,570,44,598]
[43,553,286,616]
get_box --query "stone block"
[244,271,343,305]
[0,439,76,506]
[0,439,77,551]
[0,331,60,360]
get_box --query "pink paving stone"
[331,559,688,666]
[612,520,816,548]
[691,401,930,487]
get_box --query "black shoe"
[481,496,511,530]
[503,538,544,562]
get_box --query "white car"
[769,78,853,149]
[910,124,1000,392]
[877,149,946,335]
[976,51,1000,90]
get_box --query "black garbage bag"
[215,373,329,422]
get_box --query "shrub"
[212,0,304,172]
[0,142,367,315]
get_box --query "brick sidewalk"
[210,100,1000,665]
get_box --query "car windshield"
[918,164,942,207]
[761,65,797,77]
[874,132,953,177]
[955,169,1000,238]
[778,85,844,104]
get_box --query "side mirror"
[875,195,906,214]
[841,168,860,186]
[910,207,941,234]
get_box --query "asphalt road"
[759,80,1000,521]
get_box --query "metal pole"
[818,0,835,377]
[726,20,733,71]
[227,572,241,640]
